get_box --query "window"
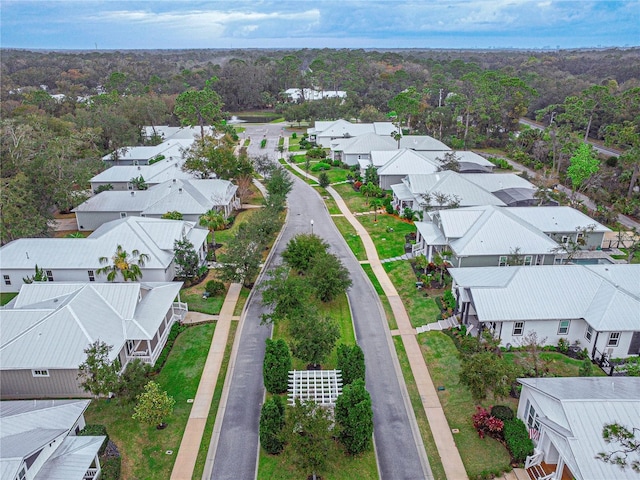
[498,256,508,267]
[32,369,49,377]
[120,212,127,218]
[524,255,533,266]
[585,325,594,342]
[3,275,10,285]
[558,320,570,335]
[525,400,540,430]
[608,332,621,347]
[561,235,569,244]
[15,466,26,480]
[88,270,95,282]
[45,270,54,282]
[513,322,524,336]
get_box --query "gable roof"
[449,264,640,330]
[419,150,495,168]
[74,179,236,216]
[399,135,451,151]
[0,216,207,271]
[506,206,611,233]
[332,132,397,154]
[102,139,193,162]
[435,205,559,256]
[315,119,395,139]
[518,377,640,480]
[90,156,193,185]
[461,173,536,192]
[0,400,104,480]
[378,149,440,176]
[0,282,182,369]
[401,171,506,207]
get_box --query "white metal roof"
[334,132,397,154]
[315,119,395,139]
[0,282,182,369]
[506,206,611,233]
[519,378,640,480]
[369,150,400,167]
[414,221,447,245]
[461,173,536,192]
[390,182,412,201]
[377,149,440,176]
[102,139,193,162]
[450,264,640,330]
[0,217,206,271]
[419,150,494,167]
[402,171,506,207]
[35,435,104,480]
[91,156,193,185]
[142,125,213,141]
[399,135,451,151]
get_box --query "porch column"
[427,244,433,262]
[146,340,151,355]
[554,457,565,480]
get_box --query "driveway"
[208,124,431,479]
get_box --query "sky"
[1,0,639,51]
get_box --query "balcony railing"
[83,468,99,480]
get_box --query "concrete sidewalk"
[289,162,469,479]
[169,283,243,480]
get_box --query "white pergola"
[287,370,343,406]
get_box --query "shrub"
[79,424,109,455]
[153,323,188,373]
[472,406,504,439]
[353,181,362,191]
[318,172,330,188]
[205,280,225,296]
[336,344,366,386]
[491,405,515,423]
[332,159,342,167]
[101,455,122,480]
[385,203,395,214]
[260,138,267,148]
[306,147,327,159]
[579,358,594,376]
[335,379,373,454]
[263,338,292,394]
[443,289,456,310]
[310,161,331,172]
[259,396,285,454]
[503,418,534,462]
[291,132,297,139]
[557,338,569,354]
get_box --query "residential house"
[101,138,193,166]
[418,150,496,173]
[309,119,396,147]
[391,171,510,213]
[0,281,187,399]
[398,135,451,152]
[90,156,193,192]
[141,125,214,142]
[449,264,640,359]
[330,133,398,166]
[74,178,239,231]
[517,377,640,480]
[0,216,208,293]
[376,149,441,189]
[0,399,105,480]
[461,173,542,206]
[284,88,347,102]
[412,205,610,265]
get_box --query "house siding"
[76,211,138,231]
[0,369,89,399]
[380,174,406,190]
[548,231,606,250]
[457,255,555,268]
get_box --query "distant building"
[284,88,346,102]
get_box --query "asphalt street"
[209,124,431,479]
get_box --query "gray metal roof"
[334,133,397,154]
[91,156,192,185]
[1,282,182,369]
[462,173,536,192]
[419,150,494,167]
[368,150,399,167]
[34,435,104,480]
[492,188,537,206]
[378,149,440,176]
[0,216,206,271]
[450,264,640,330]
[506,206,611,233]
[316,120,396,139]
[414,222,447,245]
[399,135,450,151]
[102,139,193,162]
[402,171,506,207]
[518,378,640,480]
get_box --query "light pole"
[310,219,314,235]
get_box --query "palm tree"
[96,245,150,282]
[199,209,226,253]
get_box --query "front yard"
[357,213,415,259]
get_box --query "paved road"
[209,124,431,479]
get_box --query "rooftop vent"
[131,191,135,196]
[178,188,183,194]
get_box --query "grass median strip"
[360,263,397,330]
[332,216,367,261]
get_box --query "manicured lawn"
[332,216,367,261]
[383,261,441,327]
[323,167,349,184]
[233,286,251,316]
[288,144,301,152]
[179,271,227,315]
[504,351,606,377]
[242,183,266,206]
[317,187,341,214]
[85,323,216,480]
[333,183,371,213]
[193,320,239,477]
[357,213,415,259]
[215,209,258,254]
[260,292,378,479]
[417,331,513,478]
[1,292,17,306]
[361,264,396,330]
[393,337,447,480]
[614,247,640,263]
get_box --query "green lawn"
[357,213,415,259]
[193,320,239,477]
[383,261,441,327]
[260,292,378,479]
[1,292,17,306]
[393,337,447,480]
[332,184,371,213]
[85,323,216,480]
[417,331,513,478]
[317,187,341,214]
[215,209,258,253]
[504,351,606,377]
[323,168,349,184]
[614,248,640,263]
[361,264,397,330]
[233,286,251,316]
[332,216,367,261]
